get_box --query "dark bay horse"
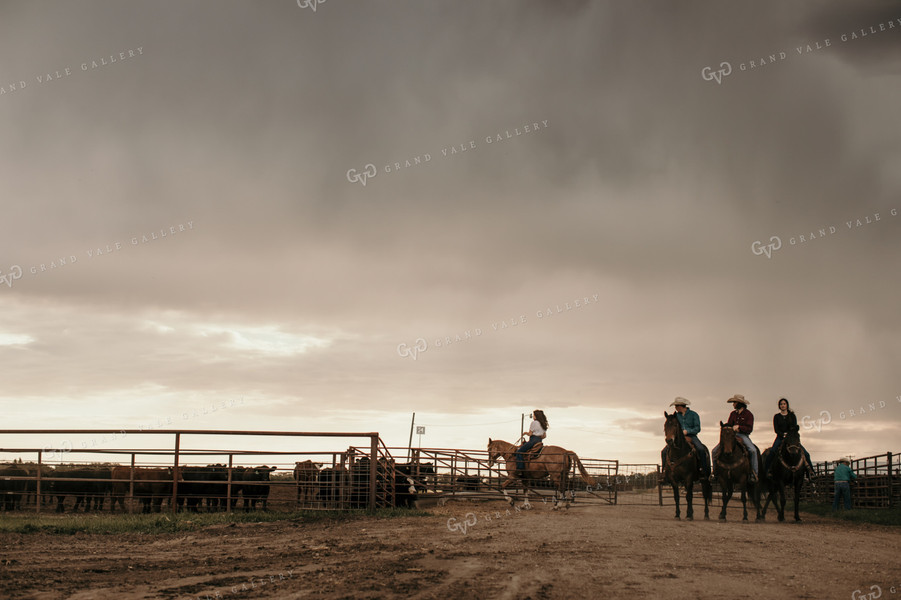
[714,423,761,522]
[487,439,595,509]
[760,426,806,522]
[663,412,711,520]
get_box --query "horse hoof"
[777,516,785,522]
[704,515,710,521]
[718,517,726,522]
[674,516,681,520]
[794,518,802,523]
[686,516,693,521]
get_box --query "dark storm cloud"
[0,1,899,462]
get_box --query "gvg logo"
[397,338,428,360]
[701,62,733,85]
[801,410,832,433]
[446,513,478,535]
[851,585,883,600]
[297,0,326,11]
[1,265,23,288]
[751,236,782,259]
[346,164,377,186]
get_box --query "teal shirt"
[676,408,701,436]
[834,464,857,482]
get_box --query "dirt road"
[1,501,899,600]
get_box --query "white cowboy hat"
[728,394,749,405]
[670,397,690,407]
[836,457,851,465]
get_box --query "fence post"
[369,435,377,510]
[614,460,619,506]
[657,464,663,506]
[171,433,180,514]
[888,452,893,508]
[129,454,136,514]
[226,454,233,513]
[36,451,43,514]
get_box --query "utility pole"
[407,412,415,462]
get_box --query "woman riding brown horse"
[487,439,595,509]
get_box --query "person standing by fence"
[832,457,856,511]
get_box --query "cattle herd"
[0,463,280,513]
[0,459,437,513]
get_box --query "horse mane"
[720,425,737,455]
[664,411,687,450]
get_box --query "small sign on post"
[416,426,425,435]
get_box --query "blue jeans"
[735,433,758,475]
[833,481,852,510]
[516,436,542,470]
[712,434,758,475]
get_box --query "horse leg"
[521,480,532,509]
[719,483,731,521]
[741,488,748,521]
[685,478,694,521]
[793,477,802,522]
[500,477,515,506]
[671,482,681,520]
[773,478,785,523]
[701,478,711,520]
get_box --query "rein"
[778,443,806,473]
[664,417,698,474]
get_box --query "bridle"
[778,439,806,473]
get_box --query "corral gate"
[366,447,618,506]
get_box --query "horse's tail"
[567,452,595,486]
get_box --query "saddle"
[524,442,543,459]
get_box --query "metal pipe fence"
[0,429,386,513]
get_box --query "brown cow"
[111,466,177,513]
[293,460,321,506]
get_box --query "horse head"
[781,425,803,461]
[719,422,736,454]
[663,411,682,446]
[487,438,501,467]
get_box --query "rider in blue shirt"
[661,397,711,482]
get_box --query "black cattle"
[51,468,112,512]
[179,464,229,512]
[110,466,176,513]
[0,466,28,511]
[455,475,482,491]
[237,466,276,511]
[316,466,345,508]
[393,464,422,508]
[23,465,54,508]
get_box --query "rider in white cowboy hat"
[710,394,759,484]
[661,397,711,483]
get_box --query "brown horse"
[487,438,595,509]
[714,423,761,522]
[663,412,711,520]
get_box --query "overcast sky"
[1,0,899,469]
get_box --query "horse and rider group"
[487,398,829,520]
[662,394,817,522]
